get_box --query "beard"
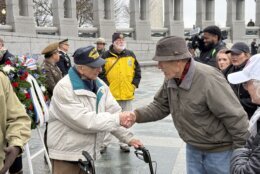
[201,41,216,52]
[113,43,126,52]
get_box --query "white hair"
[252,80,260,98]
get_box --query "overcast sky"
[183,0,256,27]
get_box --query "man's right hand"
[0,146,21,174]
[119,111,136,128]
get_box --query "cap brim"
[86,57,105,68]
[225,48,243,54]
[227,71,250,84]
[152,52,192,61]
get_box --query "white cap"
[228,54,260,84]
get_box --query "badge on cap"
[119,34,124,39]
[88,48,99,60]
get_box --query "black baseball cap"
[73,46,105,68]
[225,42,250,54]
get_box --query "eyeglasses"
[96,43,105,45]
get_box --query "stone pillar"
[52,0,78,37]
[196,0,215,29]
[226,0,245,42]
[164,0,184,37]
[93,0,116,39]
[130,0,151,40]
[256,0,260,26]
[6,0,36,34]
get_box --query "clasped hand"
[119,111,136,128]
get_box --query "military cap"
[41,42,59,58]
[59,38,69,45]
[73,46,105,68]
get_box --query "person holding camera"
[195,25,226,67]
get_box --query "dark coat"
[195,41,226,67]
[251,41,258,55]
[231,131,260,174]
[0,50,14,65]
[56,51,71,76]
[223,62,258,119]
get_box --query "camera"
[186,27,228,50]
[185,27,204,50]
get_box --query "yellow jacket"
[0,72,31,168]
[99,46,141,100]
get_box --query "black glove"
[0,146,21,174]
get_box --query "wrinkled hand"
[119,111,136,128]
[128,138,143,148]
[0,146,21,174]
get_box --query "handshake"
[119,111,136,128]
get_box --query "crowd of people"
[0,25,259,174]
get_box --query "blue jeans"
[186,144,232,174]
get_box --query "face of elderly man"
[243,80,260,104]
[158,60,185,80]
[77,65,102,80]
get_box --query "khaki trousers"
[52,159,85,174]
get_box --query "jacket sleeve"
[206,73,249,149]
[50,84,121,134]
[131,52,141,88]
[2,73,31,149]
[102,85,135,143]
[135,81,170,123]
[230,134,260,174]
[45,68,57,95]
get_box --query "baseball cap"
[225,42,250,54]
[153,36,192,61]
[228,54,260,84]
[73,46,105,68]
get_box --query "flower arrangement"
[0,56,49,129]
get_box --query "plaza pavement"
[22,66,186,174]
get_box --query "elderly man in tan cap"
[41,42,63,97]
[121,36,249,174]
[95,37,106,56]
